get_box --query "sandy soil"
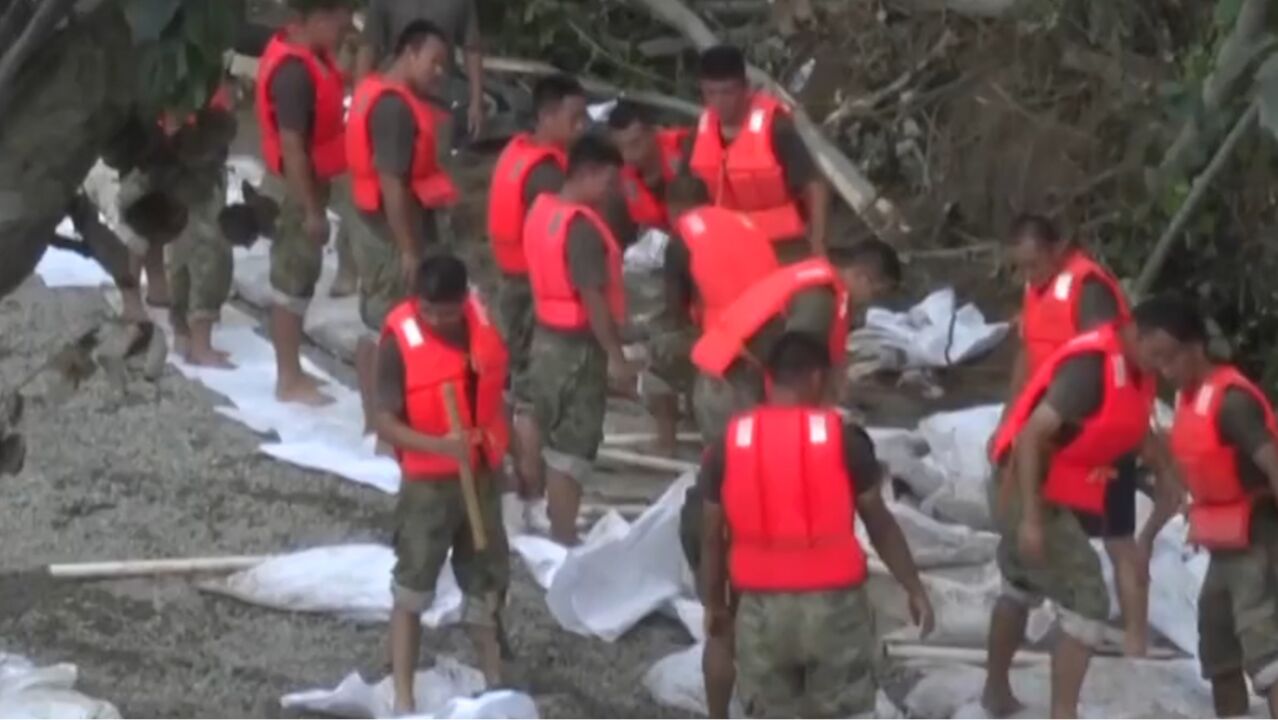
[0,280,688,718]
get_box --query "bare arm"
[379,172,421,258]
[279,129,323,218]
[1253,441,1278,501]
[373,410,467,459]
[580,286,627,363]
[803,180,830,257]
[1137,431,1185,549]
[858,488,924,594]
[700,501,729,615]
[1013,403,1064,531]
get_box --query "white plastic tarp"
[855,288,1009,369]
[280,655,538,719]
[0,653,119,719]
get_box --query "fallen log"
[626,0,913,244]
[596,448,699,474]
[49,555,269,579]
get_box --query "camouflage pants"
[640,320,697,401]
[269,191,328,311]
[1199,505,1278,691]
[693,367,765,449]
[496,276,536,409]
[990,474,1110,646]
[392,473,509,626]
[736,587,878,718]
[166,181,231,331]
[349,211,443,332]
[529,328,607,481]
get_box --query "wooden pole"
[596,448,699,474]
[49,555,269,579]
[602,431,702,447]
[443,383,489,551]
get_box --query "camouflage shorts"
[392,473,509,625]
[692,369,765,448]
[1198,506,1278,690]
[269,194,326,308]
[349,212,443,332]
[990,474,1110,645]
[166,183,231,329]
[736,587,878,718]
[529,328,607,479]
[495,276,536,408]
[640,321,696,400]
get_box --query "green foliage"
[128,0,244,116]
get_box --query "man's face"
[1011,235,1064,289]
[541,95,589,147]
[699,77,750,126]
[1137,327,1198,388]
[579,165,620,206]
[610,121,656,169]
[840,266,891,308]
[418,298,466,336]
[309,8,352,53]
[405,37,449,96]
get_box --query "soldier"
[1134,297,1278,718]
[983,316,1182,718]
[486,74,587,504]
[373,254,509,712]
[346,21,457,431]
[523,135,640,545]
[255,0,352,406]
[700,331,933,718]
[607,99,688,231]
[686,45,830,263]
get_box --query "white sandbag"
[855,288,1009,369]
[545,474,694,641]
[623,228,670,274]
[34,247,111,289]
[916,405,1002,530]
[868,427,949,500]
[0,653,119,719]
[199,544,462,627]
[280,656,535,719]
[878,500,999,569]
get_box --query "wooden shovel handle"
[442,383,488,551]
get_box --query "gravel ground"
[0,278,686,718]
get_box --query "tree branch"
[0,0,81,117]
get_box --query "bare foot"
[982,686,1025,718]
[276,376,334,406]
[145,292,171,308]
[329,273,357,298]
[301,369,329,387]
[1123,629,1148,658]
[173,334,191,358]
[185,346,236,369]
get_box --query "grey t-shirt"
[269,58,315,137]
[1217,387,1273,491]
[364,0,479,66]
[1076,276,1121,331]
[358,93,439,247]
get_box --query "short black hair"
[567,134,623,177]
[607,99,649,131]
[415,254,469,303]
[698,45,747,82]
[665,173,711,208]
[1009,213,1061,246]
[766,331,831,386]
[533,74,585,117]
[394,19,448,56]
[1133,295,1207,345]
[829,239,903,286]
[289,0,352,14]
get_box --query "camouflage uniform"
[496,276,537,408]
[639,317,697,405]
[269,190,328,312]
[166,179,232,333]
[529,328,607,481]
[736,588,879,718]
[1198,504,1278,691]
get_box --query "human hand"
[400,250,421,289]
[907,586,936,638]
[467,102,485,140]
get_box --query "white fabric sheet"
[0,653,119,719]
[854,288,1009,369]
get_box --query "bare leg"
[1210,671,1249,717]
[1267,678,1278,718]
[704,628,735,719]
[648,393,680,458]
[513,410,543,500]
[390,606,421,715]
[983,597,1028,717]
[356,336,378,433]
[186,318,234,368]
[1050,633,1093,719]
[545,467,581,546]
[120,286,147,323]
[468,623,504,688]
[271,304,333,406]
[143,244,170,306]
[1106,538,1149,657]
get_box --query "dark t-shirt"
[1076,276,1121,331]
[679,114,817,193]
[358,93,438,246]
[700,421,881,503]
[269,58,315,137]
[364,0,480,65]
[1217,387,1272,490]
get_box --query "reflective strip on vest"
[1020,251,1130,373]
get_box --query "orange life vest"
[620,128,688,229]
[692,259,848,377]
[1171,366,1278,549]
[722,406,867,591]
[382,296,510,478]
[347,75,458,213]
[1021,251,1129,373]
[523,194,626,331]
[687,92,806,243]
[255,31,348,180]
[677,205,779,329]
[990,324,1154,514]
[487,133,568,275]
